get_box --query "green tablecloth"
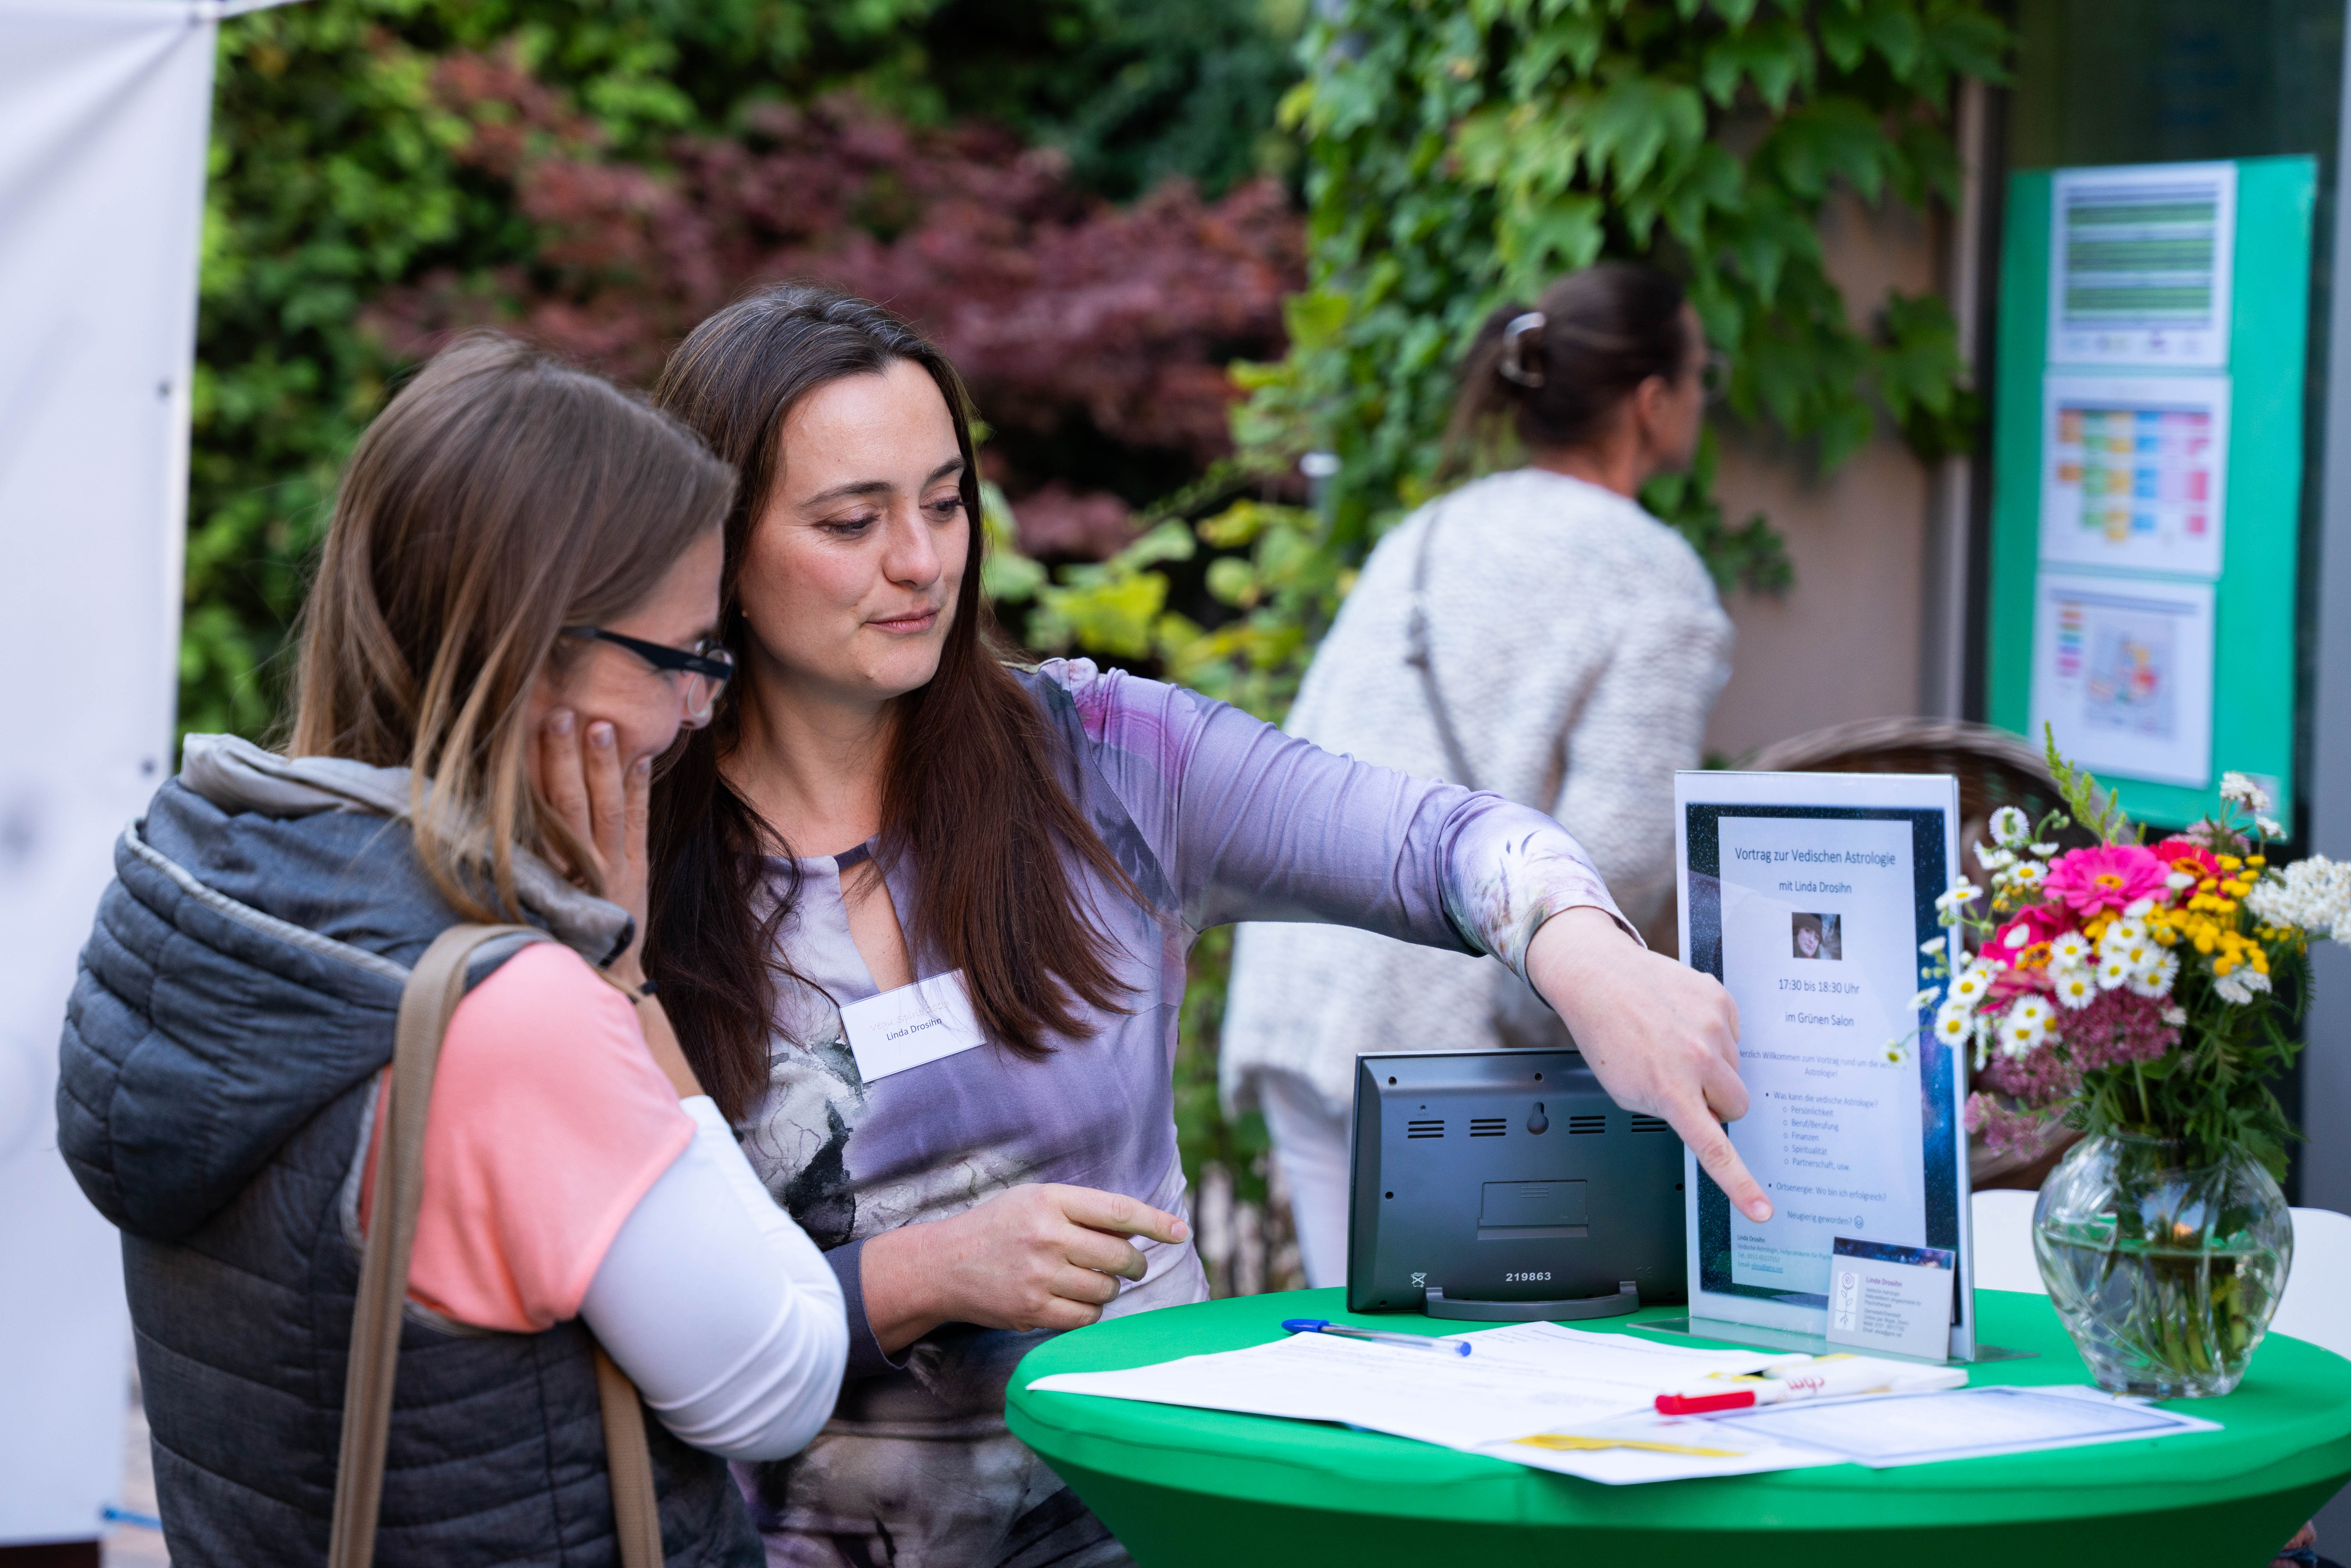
[1006,1288,2351,1567]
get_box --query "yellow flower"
[2217,855,2243,871]
[2247,855,2267,867]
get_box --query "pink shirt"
[360,940,693,1332]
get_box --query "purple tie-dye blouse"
[735,659,1624,1567]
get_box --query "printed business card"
[1825,1237,1956,1361]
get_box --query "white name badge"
[839,970,989,1082]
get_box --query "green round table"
[1006,1288,2351,1567]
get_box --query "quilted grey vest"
[55,739,762,1568]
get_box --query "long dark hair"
[1445,262,1693,467]
[646,284,1140,1120]
[286,334,733,919]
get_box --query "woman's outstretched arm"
[1058,661,1771,1224]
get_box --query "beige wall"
[1703,190,1947,760]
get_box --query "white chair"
[2273,1207,2351,1360]
[1970,1189,2045,1294]
[1969,1189,2351,1360]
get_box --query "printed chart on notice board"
[2046,162,2235,368]
[2038,374,2228,579]
[2029,573,2215,789]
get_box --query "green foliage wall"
[1014,0,2012,744]
[184,0,1301,739]
[1250,0,2007,561]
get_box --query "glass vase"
[2032,1132,2293,1397]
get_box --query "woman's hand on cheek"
[858,1183,1191,1353]
[537,709,654,976]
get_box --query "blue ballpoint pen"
[1280,1319,1473,1357]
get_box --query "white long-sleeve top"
[1219,467,1734,1117]
[583,1097,847,1460]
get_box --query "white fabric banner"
[0,0,233,1543]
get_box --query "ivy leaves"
[1246,0,2010,576]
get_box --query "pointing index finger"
[1665,1098,1773,1224]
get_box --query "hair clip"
[1497,311,1547,387]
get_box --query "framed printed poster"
[1673,769,1975,1360]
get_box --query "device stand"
[1423,1282,1640,1323]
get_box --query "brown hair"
[1446,262,1694,467]
[646,284,1140,1120]
[285,333,736,919]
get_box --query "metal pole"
[1922,75,1992,719]
[2303,6,2351,1223]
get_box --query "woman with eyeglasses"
[642,283,1764,1568]
[58,335,846,1566]
[1222,261,1739,1289]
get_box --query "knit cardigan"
[1219,467,1735,1117]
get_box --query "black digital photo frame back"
[1345,1049,1687,1321]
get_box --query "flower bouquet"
[1927,738,2349,1396]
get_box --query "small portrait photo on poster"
[1791,912,1843,962]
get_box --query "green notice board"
[1986,156,2314,828]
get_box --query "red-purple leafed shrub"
[366,52,1303,489]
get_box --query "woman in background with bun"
[1222,261,1738,1288]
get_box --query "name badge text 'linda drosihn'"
[839,969,990,1082]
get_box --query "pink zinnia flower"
[2043,844,2168,916]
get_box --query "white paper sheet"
[1026,1323,1787,1455]
[2037,373,2230,579]
[2047,162,2237,369]
[1475,1410,1846,1485]
[1710,1383,2220,1468]
[2028,571,2216,789]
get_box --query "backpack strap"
[329,923,664,1568]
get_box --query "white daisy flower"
[2097,952,2132,990]
[2052,969,2098,1010]
[2006,862,2046,891]
[1949,965,1994,1004]
[2030,841,2061,858]
[2123,897,2156,919]
[1998,1005,2049,1057]
[2166,871,2196,892]
[1975,844,2016,872]
[1990,805,2031,847]
[2125,949,2179,999]
[1909,987,1943,1010]
[2048,931,2092,970]
[2098,919,2146,955]
[1936,880,1982,920]
[1933,1003,1973,1045]
[1920,936,1948,956]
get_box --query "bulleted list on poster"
[1715,816,1926,1298]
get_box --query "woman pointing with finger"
[646,285,1769,1568]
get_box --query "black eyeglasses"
[562,626,735,726]
[1699,348,1733,404]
